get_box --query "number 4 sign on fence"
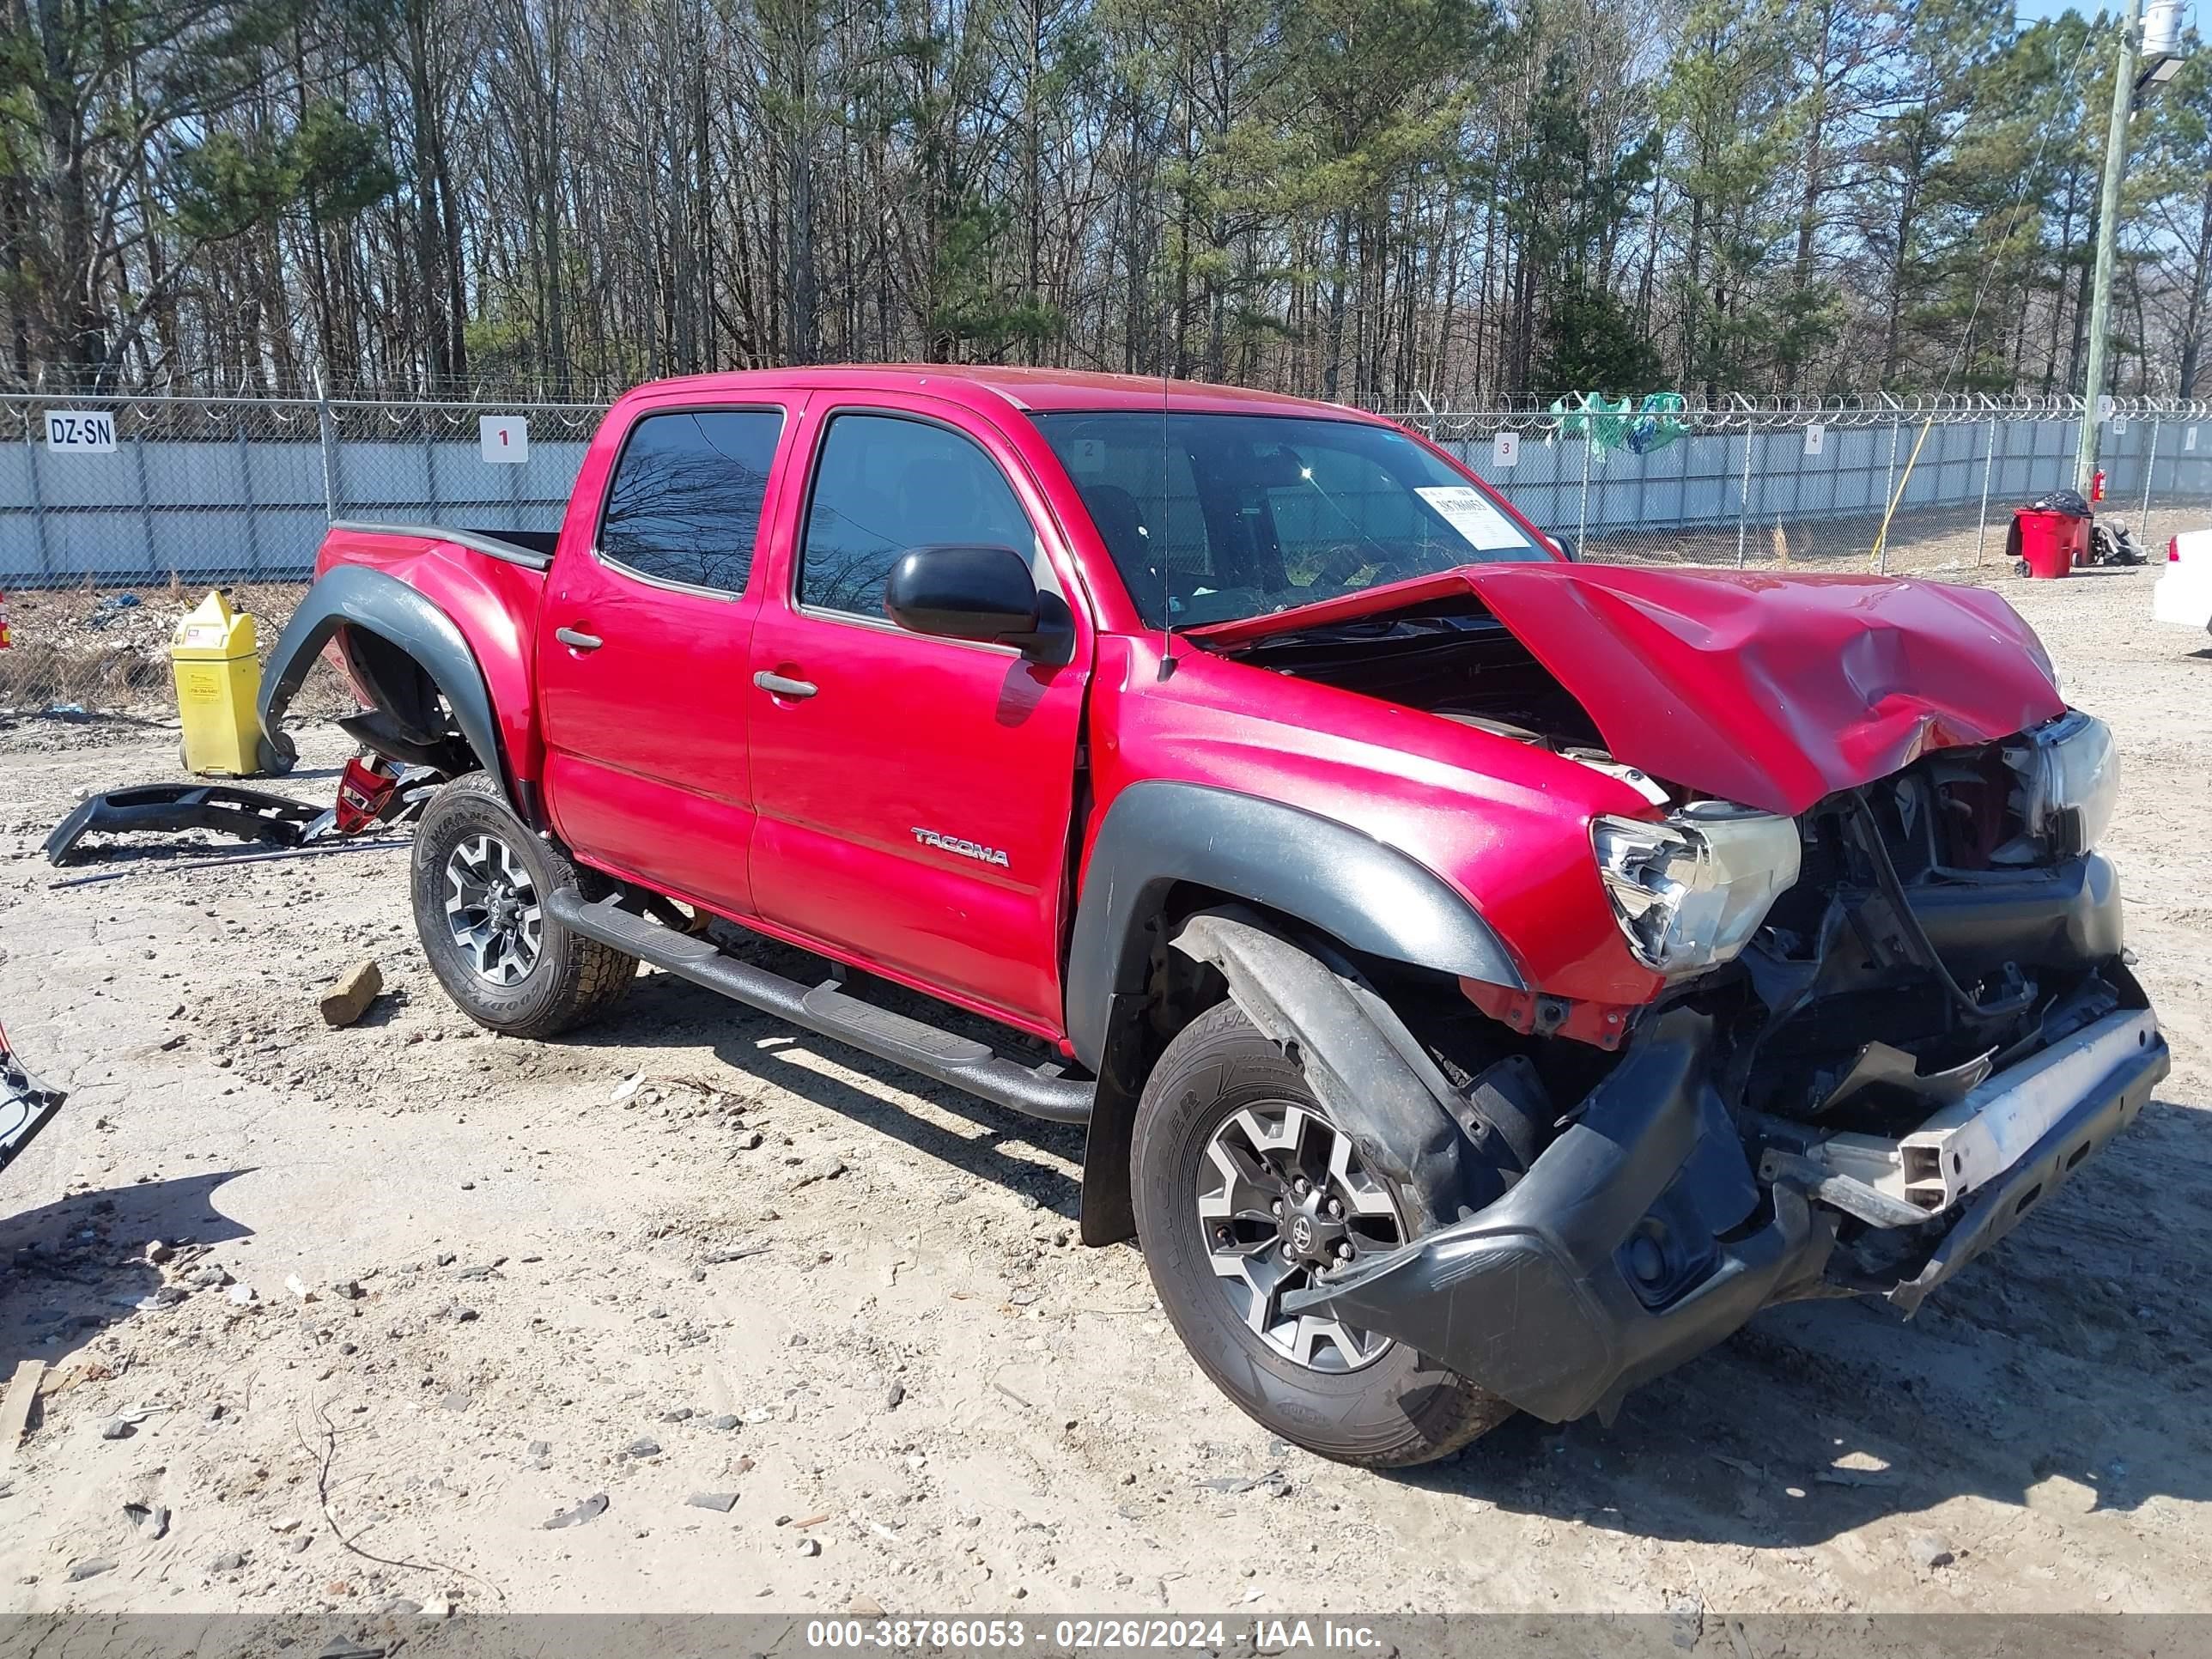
[1802,423,1826,457]
[45,410,117,453]
[479,416,529,464]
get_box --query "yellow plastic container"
[172,590,266,776]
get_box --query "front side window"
[799,413,1036,617]
[1035,411,1549,629]
[599,409,784,595]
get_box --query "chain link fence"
[1399,393,2212,574]
[3,388,2208,714]
[1,392,601,712]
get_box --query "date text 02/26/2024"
[801,1619,1385,1651]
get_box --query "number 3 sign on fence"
[479,416,529,464]
[45,410,117,453]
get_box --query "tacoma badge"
[911,827,1012,868]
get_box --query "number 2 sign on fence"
[45,411,117,453]
[479,416,529,464]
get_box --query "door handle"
[556,626,603,652]
[753,670,818,700]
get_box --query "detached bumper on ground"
[0,1030,64,1176]
[1285,999,2169,1424]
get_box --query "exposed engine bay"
[1218,593,1606,750]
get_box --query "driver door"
[744,396,1091,1036]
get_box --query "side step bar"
[545,890,1094,1126]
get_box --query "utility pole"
[2075,0,2142,495]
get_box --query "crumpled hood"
[1455,562,2065,815]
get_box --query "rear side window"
[799,413,1036,617]
[599,409,783,595]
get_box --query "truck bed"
[326,520,558,570]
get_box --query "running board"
[545,890,1094,1126]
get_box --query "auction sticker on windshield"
[1415,484,1527,550]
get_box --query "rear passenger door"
[538,399,797,916]
[744,397,1091,1036]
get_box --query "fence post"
[235,406,263,577]
[315,373,341,523]
[2140,414,2160,545]
[22,407,52,582]
[131,416,158,581]
[1881,415,1901,574]
[423,406,443,520]
[1975,414,1997,566]
[1735,418,1753,568]
[1576,423,1590,556]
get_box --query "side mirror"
[883,544,1070,662]
[1548,533,1580,562]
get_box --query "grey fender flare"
[1068,782,1523,1246]
[258,564,512,804]
[1063,781,1524,1071]
[1169,908,1474,1236]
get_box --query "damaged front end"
[1284,711,2168,1423]
[0,1024,65,1176]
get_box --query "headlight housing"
[2005,710,2118,856]
[1591,803,1802,978]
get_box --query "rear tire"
[411,772,636,1038]
[1131,1000,1516,1468]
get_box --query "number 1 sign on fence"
[45,410,117,453]
[479,416,529,464]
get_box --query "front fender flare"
[1170,909,1474,1235]
[1064,781,1524,1071]
[1068,781,1525,1245]
[258,565,512,805]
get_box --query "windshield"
[1034,410,1549,629]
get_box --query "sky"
[2011,0,2191,25]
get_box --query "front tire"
[1131,1000,1516,1468]
[411,772,636,1038]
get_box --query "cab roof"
[621,363,1389,421]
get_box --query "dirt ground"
[0,562,2208,1622]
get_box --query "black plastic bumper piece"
[1284,1006,1831,1423]
[546,890,1094,1126]
[0,1037,64,1176]
[1886,1032,2166,1313]
[1905,854,2123,977]
[45,784,326,866]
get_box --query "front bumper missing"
[1284,993,2167,1423]
[1884,1030,2165,1312]
[1802,1007,2161,1212]
[0,1035,64,1176]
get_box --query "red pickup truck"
[262,366,2166,1468]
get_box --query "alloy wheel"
[1195,1103,1407,1371]
[443,832,544,986]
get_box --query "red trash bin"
[2010,506,2090,579]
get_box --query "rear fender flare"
[259,565,513,807]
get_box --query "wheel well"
[1076,880,1482,1247]
[344,636,466,751]
[342,629,479,769]
[260,563,520,815]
